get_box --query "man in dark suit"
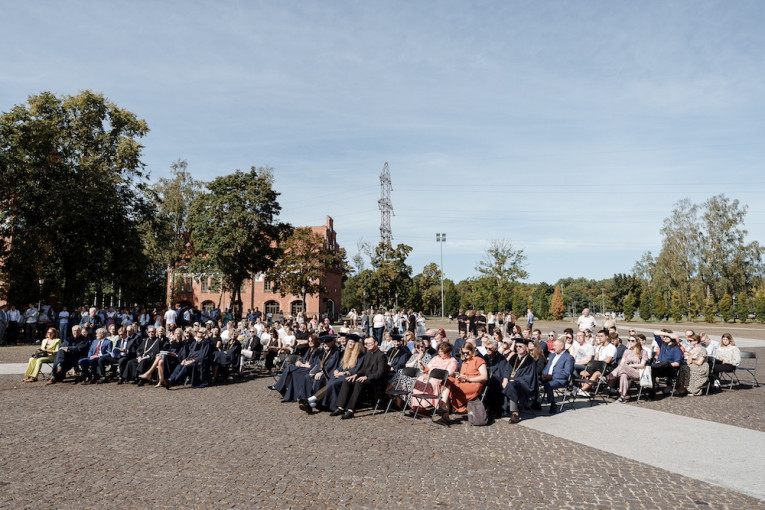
[540,338,574,414]
[97,325,140,384]
[47,325,89,384]
[330,336,388,419]
[77,328,113,383]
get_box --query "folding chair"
[407,368,450,428]
[733,351,759,387]
[554,372,576,411]
[379,367,419,419]
[705,357,717,395]
[272,353,299,382]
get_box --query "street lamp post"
[436,233,446,320]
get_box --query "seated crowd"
[266,323,749,424]
[21,307,748,424]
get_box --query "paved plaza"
[1,321,764,509]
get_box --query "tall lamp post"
[436,233,446,320]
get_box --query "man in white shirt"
[570,331,594,373]
[164,306,177,329]
[577,330,616,396]
[577,308,597,333]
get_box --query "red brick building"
[167,216,342,320]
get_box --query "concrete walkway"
[0,362,50,376]
[520,403,765,501]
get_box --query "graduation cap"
[346,333,362,343]
[418,334,434,340]
[390,333,404,341]
[319,334,337,343]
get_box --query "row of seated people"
[266,328,573,424]
[29,324,241,389]
[570,327,745,401]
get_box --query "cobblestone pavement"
[2,371,763,509]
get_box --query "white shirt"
[373,314,385,328]
[596,343,617,363]
[573,343,594,364]
[547,353,562,374]
[577,315,596,332]
[260,332,272,346]
[164,309,177,326]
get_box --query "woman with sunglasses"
[605,336,648,402]
[448,342,488,415]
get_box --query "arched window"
[264,301,280,316]
[201,300,215,312]
[290,300,304,317]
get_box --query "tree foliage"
[358,242,413,309]
[623,292,636,321]
[475,239,527,311]
[271,227,344,312]
[550,285,566,320]
[639,287,651,320]
[187,167,290,307]
[0,90,154,305]
[718,293,733,323]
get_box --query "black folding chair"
[380,367,419,419]
[733,351,759,387]
[407,368,449,428]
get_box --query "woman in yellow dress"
[24,327,61,382]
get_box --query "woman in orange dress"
[449,342,488,413]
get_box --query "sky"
[2,1,765,284]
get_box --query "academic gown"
[322,353,365,411]
[275,347,321,402]
[299,345,341,398]
[169,339,212,388]
[500,354,539,411]
[123,335,163,381]
[386,347,410,383]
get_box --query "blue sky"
[3,1,764,284]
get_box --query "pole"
[436,233,446,320]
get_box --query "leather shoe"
[117,379,124,385]
[549,404,558,415]
[137,379,145,387]
[329,409,344,417]
[267,385,277,391]
[341,411,354,420]
[508,413,521,424]
[299,401,313,414]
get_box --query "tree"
[755,289,765,324]
[148,159,202,268]
[688,292,700,322]
[187,167,290,311]
[360,242,413,309]
[736,292,749,324]
[623,292,636,322]
[271,227,344,313]
[416,263,443,315]
[698,195,763,301]
[550,285,565,320]
[0,90,153,305]
[704,293,716,323]
[718,293,733,323]
[639,287,651,320]
[475,239,528,311]
[652,199,700,317]
[653,292,667,320]
[670,291,683,321]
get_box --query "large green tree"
[0,90,153,305]
[187,167,290,310]
[475,239,528,310]
[359,242,413,309]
